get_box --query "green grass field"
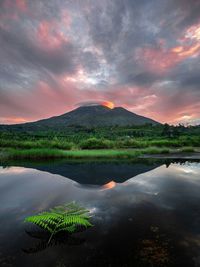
[1,146,197,160]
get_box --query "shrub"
[49,140,74,150]
[79,138,114,149]
[118,139,147,148]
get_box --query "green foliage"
[25,202,93,244]
[117,139,147,148]
[80,137,114,149]
[0,138,74,150]
[0,124,200,150]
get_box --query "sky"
[0,0,200,125]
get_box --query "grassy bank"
[1,148,141,160]
[1,146,198,160]
[0,135,200,151]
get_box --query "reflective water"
[0,159,200,267]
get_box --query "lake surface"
[0,159,200,267]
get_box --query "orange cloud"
[172,43,200,57]
[1,117,27,124]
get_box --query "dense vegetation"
[0,124,199,159]
[0,124,200,148]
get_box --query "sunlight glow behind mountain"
[101,101,114,109]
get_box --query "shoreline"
[141,152,200,159]
[1,148,200,160]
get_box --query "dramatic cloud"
[0,0,200,124]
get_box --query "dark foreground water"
[0,159,200,267]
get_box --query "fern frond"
[62,225,77,233]
[25,212,61,222]
[25,202,93,244]
[25,213,62,232]
[56,214,92,230]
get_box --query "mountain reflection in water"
[1,159,176,185]
[0,159,200,267]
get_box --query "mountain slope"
[0,105,160,130]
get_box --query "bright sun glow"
[101,101,115,109]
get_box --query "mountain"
[0,105,160,131]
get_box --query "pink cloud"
[36,20,69,50]
[138,22,200,73]
[3,0,27,12]
[0,0,29,29]
[138,43,200,73]
[15,0,27,13]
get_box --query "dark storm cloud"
[0,26,77,75]
[85,1,164,57]
[169,0,200,29]
[122,72,161,86]
[183,75,200,87]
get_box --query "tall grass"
[2,147,173,160]
[5,149,67,159]
[5,149,141,159]
[63,149,142,158]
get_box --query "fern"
[25,202,93,244]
